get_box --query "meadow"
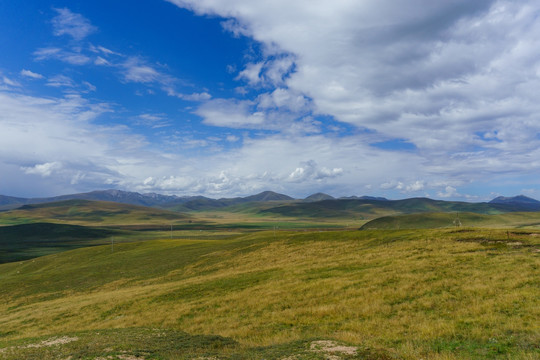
[0,227,538,359]
[0,200,355,264]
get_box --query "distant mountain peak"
[304,193,335,202]
[339,195,389,201]
[489,195,540,204]
[244,191,294,202]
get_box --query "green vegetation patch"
[0,328,395,360]
[0,328,237,360]
[0,229,538,359]
[0,222,119,263]
[361,211,540,230]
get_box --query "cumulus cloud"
[236,57,295,87]
[2,86,513,199]
[52,8,97,41]
[22,162,62,177]
[6,1,540,200]
[380,180,425,193]
[438,186,459,198]
[287,160,343,182]
[0,91,125,195]
[236,62,264,86]
[172,6,540,147]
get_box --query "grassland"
[0,200,190,227]
[0,228,538,359]
[0,200,293,264]
[361,212,540,230]
[0,200,359,264]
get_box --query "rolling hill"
[255,197,518,220]
[303,192,335,202]
[0,222,120,263]
[0,199,189,226]
[360,211,540,230]
[0,189,296,211]
[4,189,539,214]
[0,229,538,359]
[489,195,540,210]
[0,200,195,263]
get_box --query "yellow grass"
[0,229,538,359]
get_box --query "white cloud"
[22,162,62,177]
[196,98,265,128]
[287,160,343,182]
[52,8,97,41]
[236,62,264,86]
[46,75,75,88]
[167,0,540,181]
[257,88,310,113]
[406,180,425,192]
[236,57,295,87]
[34,47,62,60]
[136,114,171,128]
[0,91,123,195]
[4,85,534,199]
[181,92,212,101]
[380,180,425,193]
[122,57,165,83]
[165,88,212,101]
[437,186,459,198]
[6,1,540,200]
[1,76,20,87]
[83,81,96,92]
[34,47,91,65]
[20,69,44,79]
[94,56,110,66]
[89,44,120,56]
[112,0,539,200]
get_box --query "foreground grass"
[0,327,393,360]
[0,229,538,359]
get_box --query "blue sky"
[1,0,540,200]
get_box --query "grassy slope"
[0,199,358,265]
[195,199,510,231]
[361,212,540,230]
[0,229,538,359]
[0,223,122,263]
[0,200,190,227]
[0,200,203,264]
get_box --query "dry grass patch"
[0,229,538,359]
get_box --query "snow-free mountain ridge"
[1,190,539,212]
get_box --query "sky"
[1,0,540,200]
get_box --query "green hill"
[0,199,189,226]
[0,222,120,263]
[0,229,538,359]
[0,200,199,263]
[361,211,540,230]
[255,198,504,220]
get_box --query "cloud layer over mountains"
[2,1,540,199]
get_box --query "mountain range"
[1,189,539,213]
